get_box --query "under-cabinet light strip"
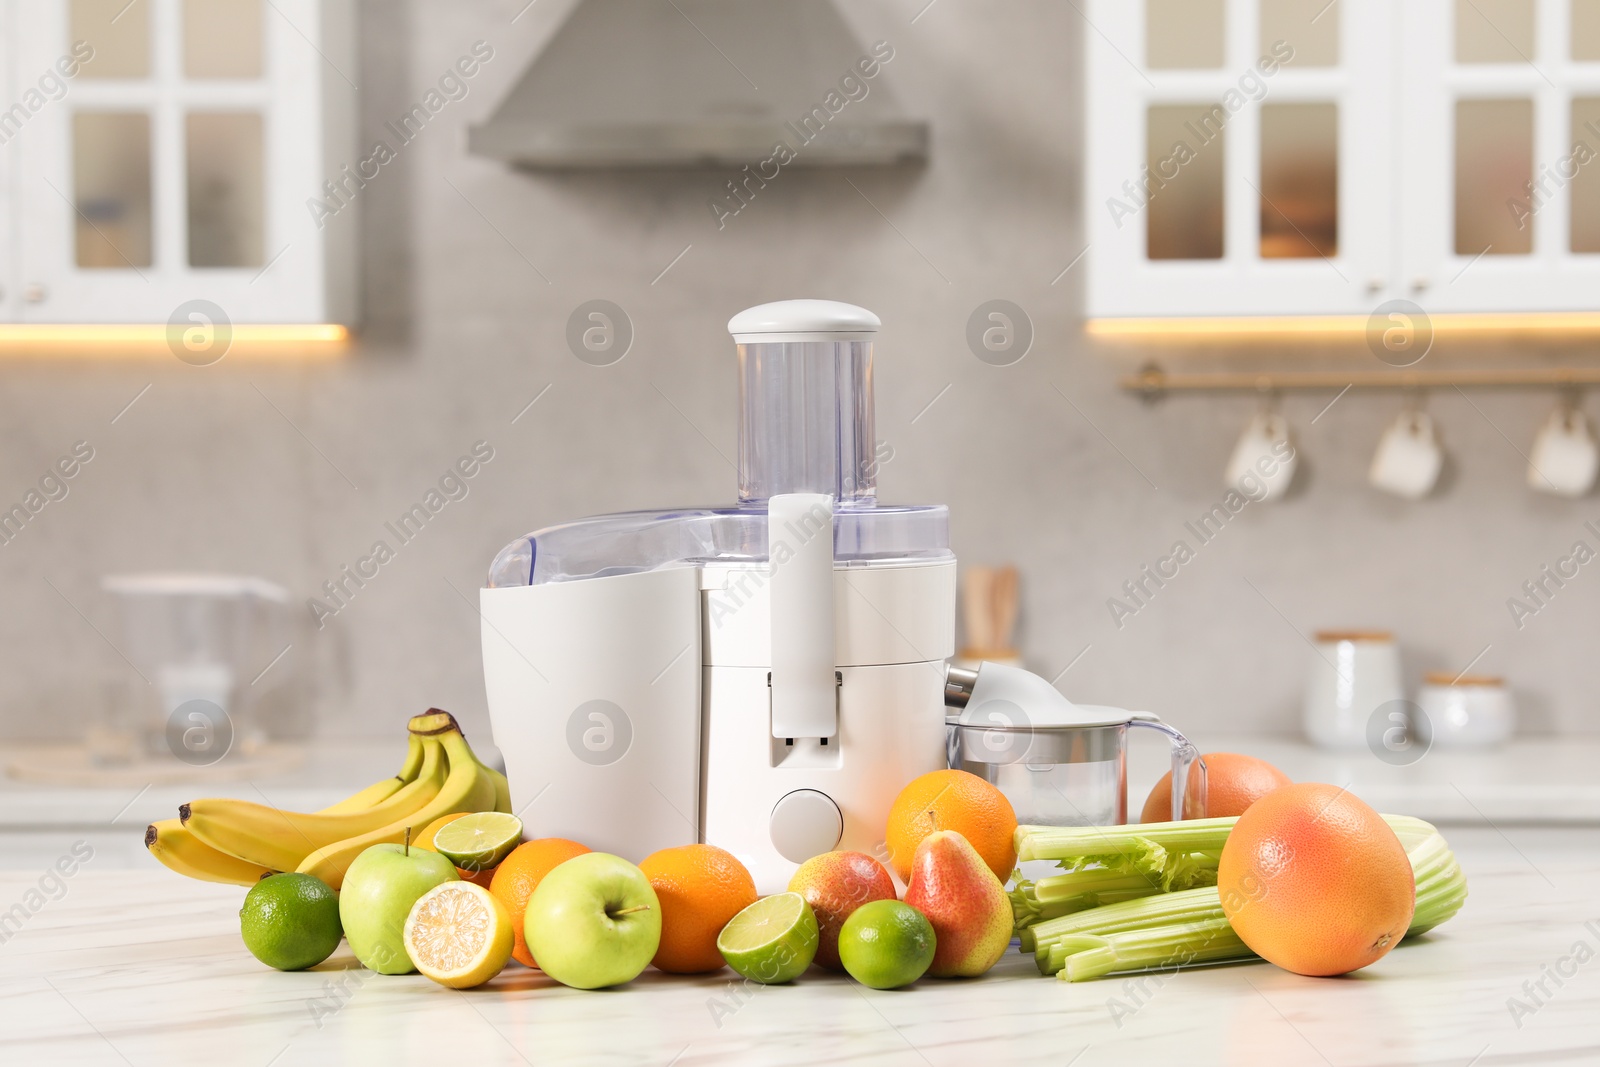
[0,324,349,355]
[1087,313,1600,338]
[1124,366,1600,395]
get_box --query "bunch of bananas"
[145,710,511,890]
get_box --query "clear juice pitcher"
[944,663,1206,825]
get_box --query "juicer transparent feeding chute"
[487,305,949,588]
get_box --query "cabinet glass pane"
[1146,104,1225,260]
[1260,0,1339,67]
[1573,98,1600,252]
[184,0,263,79]
[73,112,152,268]
[187,113,264,268]
[1454,99,1533,255]
[71,0,150,79]
[1147,0,1225,70]
[1576,0,1600,60]
[1260,103,1338,258]
[1455,0,1535,64]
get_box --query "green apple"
[524,852,661,989]
[340,842,459,975]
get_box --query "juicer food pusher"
[480,301,956,891]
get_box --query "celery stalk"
[1034,867,1160,903]
[1015,818,1237,864]
[1061,918,1250,982]
[1013,819,1233,900]
[1029,885,1225,944]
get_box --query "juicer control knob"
[769,789,843,864]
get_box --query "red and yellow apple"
[787,850,897,970]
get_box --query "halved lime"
[432,812,524,871]
[717,891,819,984]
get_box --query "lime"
[717,892,819,984]
[240,873,342,971]
[403,882,514,989]
[432,812,523,872]
[837,900,936,990]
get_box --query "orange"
[1218,782,1415,977]
[415,812,497,889]
[413,812,469,850]
[1139,752,1291,823]
[489,838,591,968]
[638,844,757,974]
[885,769,1017,884]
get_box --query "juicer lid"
[728,300,881,344]
[944,661,1150,729]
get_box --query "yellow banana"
[297,728,496,890]
[409,709,509,813]
[485,763,512,814]
[182,737,447,872]
[145,819,274,886]
[409,709,456,734]
[318,734,426,815]
[415,709,510,815]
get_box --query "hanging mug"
[1226,411,1297,502]
[1370,409,1444,500]
[1528,406,1598,498]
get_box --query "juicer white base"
[481,555,956,887]
[700,660,948,893]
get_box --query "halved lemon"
[403,882,514,988]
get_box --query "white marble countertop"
[1,826,1594,1065]
[3,735,1595,833]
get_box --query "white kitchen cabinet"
[0,0,357,325]
[1086,0,1600,319]
[1399,0,1600,312]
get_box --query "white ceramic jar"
[1303,631,1405,749]
[1417,672,1514,748]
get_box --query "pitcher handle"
[1128,714,1207,821]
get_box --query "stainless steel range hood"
[468,0,928,169]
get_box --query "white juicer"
[480,300,956,891]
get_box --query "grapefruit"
[1218,782,1414,977]
[1140,752,1291,822]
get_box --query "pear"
[903,830,1012,978]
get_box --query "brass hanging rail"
[1123,363,1600,400]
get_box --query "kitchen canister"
[1302,631,1405,749]
[1416,672,1514,748]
